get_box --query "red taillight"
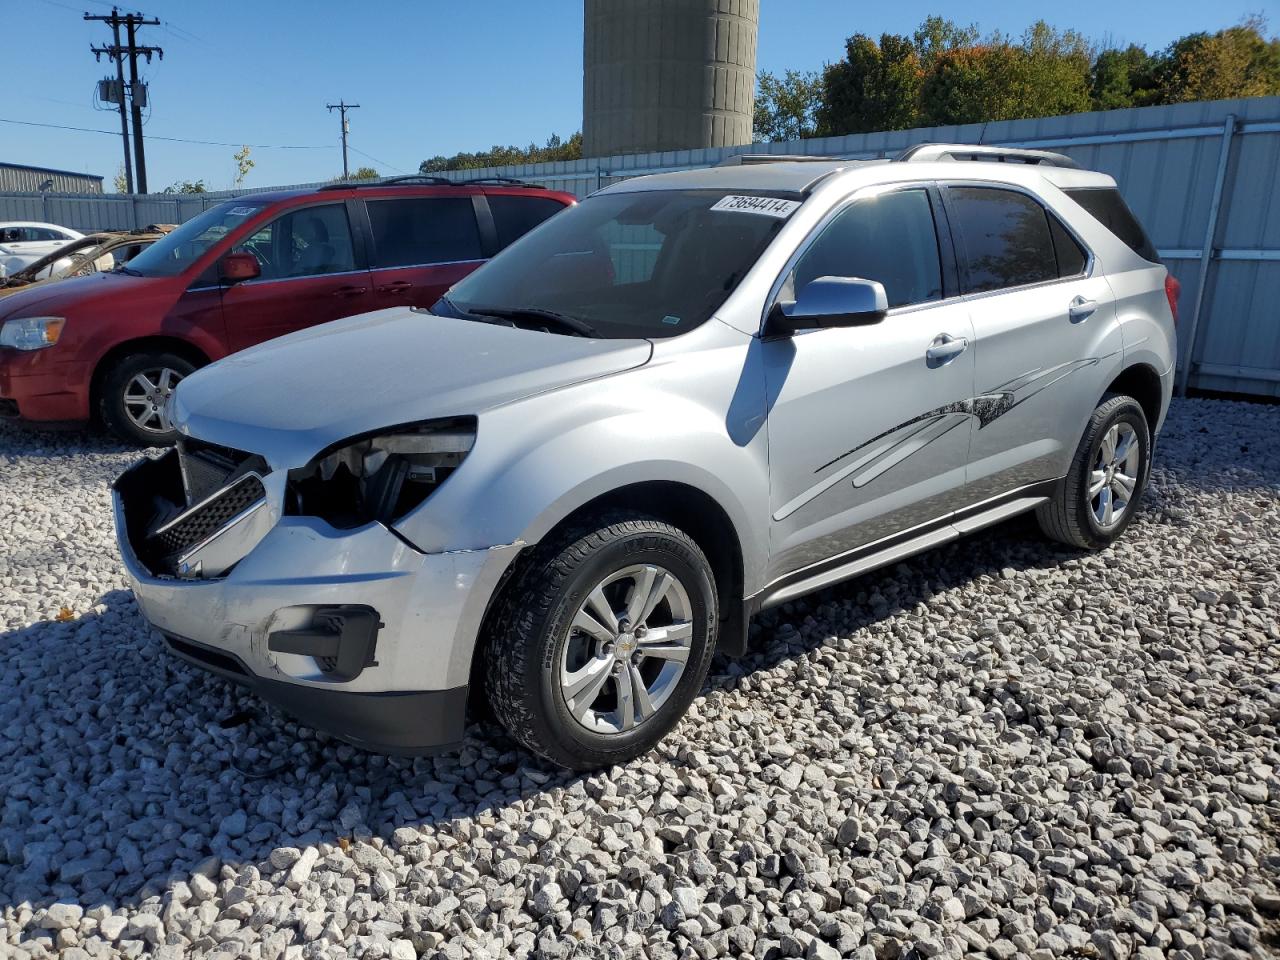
[1165,274,1181,326]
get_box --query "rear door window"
[1064,187,1160,262]
[789,188,943,309]
[946,187,1059,293]
[1048,215,1087,277]
[488,195,568,250]
[367,197,483,269]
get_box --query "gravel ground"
[0,397,1278,960]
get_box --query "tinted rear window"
[488,195,568,249]
[1048,214,1087,277]
[1064,187,1160,262]
[947,187,1058,293]
[367,197,482,268]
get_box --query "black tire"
[99,352,196,446]
[1037,394,1151,549]
[483,514,718,770]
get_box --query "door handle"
[376,280,413,294]
[926,333,968,367]
[1068,296,1097,322]
[331,285,368,298]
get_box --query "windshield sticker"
[710,195,802,218]
[662,315,681,326]
[226,206,258,217]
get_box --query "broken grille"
[150,474,267,564]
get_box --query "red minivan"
[0,177,575,443]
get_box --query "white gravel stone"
[1,399,1279,958]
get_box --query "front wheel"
[483,515,718,770]
[99,352,196,446]
[1037,394,1151,549]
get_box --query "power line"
[347,144,409,175]
[0,116,333,150]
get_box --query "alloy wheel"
[1089,421,1139,529]
[123,366,183,436]
[558,563,694,735]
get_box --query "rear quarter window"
[1064,187,1160,263]
[488,195,570,250]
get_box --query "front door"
[763,186,976,582]
[940,184,1123,503]
[219,201,371,351]
[363,196,486,312]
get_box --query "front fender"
[393,352,771,592]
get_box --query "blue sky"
[6,0,1263,192]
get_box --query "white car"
[0,222,83,279]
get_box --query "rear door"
[362,194,485,311]
[942,183,1123,502]
[219,201,371,351]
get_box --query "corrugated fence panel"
[2,96,1277,394]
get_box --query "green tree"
[420,132,582,173]
[1091,45,1161,109]
[113,164,128,194]
[233,146,254,188]
[349,166,380,180]
[754,69,822,141]
[816,32,924,135]
[163,179,207,194]
[1156,16,1280,102]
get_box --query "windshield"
[441,189,797,338]
[123,200,269,278]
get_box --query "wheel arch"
[89,336,211,422]
[473,479,751,679]
[1103,362,1163,433]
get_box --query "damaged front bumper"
[111,450,520,754]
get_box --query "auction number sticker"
[710,195,802,218]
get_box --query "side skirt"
[725,479,1060,649]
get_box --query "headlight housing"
[286,417,476,528]
[0,316,65,350]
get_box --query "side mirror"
[767,276,888,336]
[218,252,261,283]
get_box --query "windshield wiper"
[465,305,598,338]
[113,264,142,276]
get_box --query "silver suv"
[113,145,1178,769]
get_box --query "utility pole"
[87,9,162,193]
[327,101,360,179]
[87,9,132,194]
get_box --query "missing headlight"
[286,417,476,528]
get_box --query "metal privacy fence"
[2,96,1277,396]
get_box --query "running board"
[745,482,1056,617]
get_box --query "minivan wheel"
[483,515,718,770]
[1037,394,1151,549]
[99,352,195,446]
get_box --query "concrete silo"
[583,0,759,158]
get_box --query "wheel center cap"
[615,634,637,658]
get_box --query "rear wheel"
[99,352,195,446]
[483,515,717,769]
[1037,394,1151,549]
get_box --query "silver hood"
[171,307,652,468]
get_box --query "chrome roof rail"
[896,143,1081,169]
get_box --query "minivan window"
[787,188,942,309]
[124,200,270,278]
[444,189,793,339]
[488,195,568,250]
[367,197,482,269]
[1065,187,1160,263]
[232,203,357,280]
[948,187,1059,293]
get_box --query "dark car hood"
[0,270,167,316]
[172,307,653,469]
